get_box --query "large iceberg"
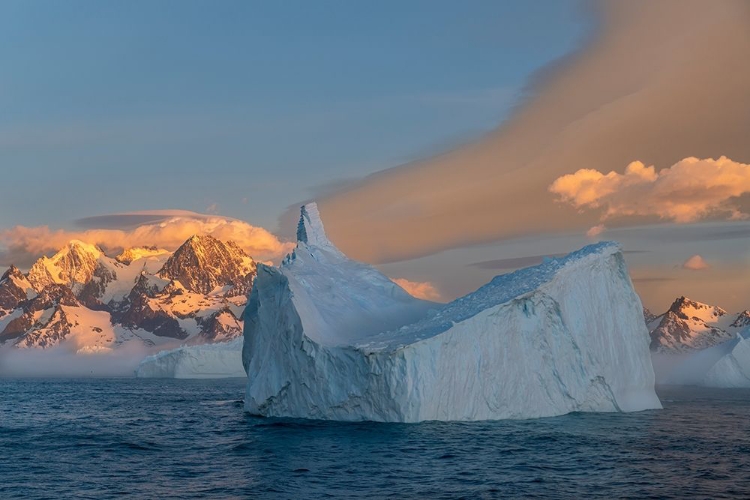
[659,328,750,387]
[136,338,245,379]
[242,203,661,422]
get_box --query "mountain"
[158,235,255,296]
[0,266,35,312]
[647,296,750,353]
[0,235,257,353]
[242,203,659,422]
[115,246,169,265]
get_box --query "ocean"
[1,379,749,499]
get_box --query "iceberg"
[136,338,245,379]
[242,203,661,422]
[660,328,750,387]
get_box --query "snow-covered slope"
[0,235,256,353]
[136,338,245,378]
[659,328,750,387]
[703,329,750,387]
[26,240,107,293]
[242,203,660,422]
[648,297,750,353]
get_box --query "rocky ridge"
[0,235,256,352]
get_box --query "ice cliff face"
[242,203,660,422]
[136,338,245,379]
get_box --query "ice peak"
[115,245,168,265]
[296,203,332,248]
[62,239,102,258]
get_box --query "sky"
[0,0,587,228]
[2,0,749,313]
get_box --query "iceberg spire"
[296,203,332,248]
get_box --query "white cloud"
[550,156,750,223]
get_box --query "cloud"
[631,277,677,284]
[392,278,442,302]
[550,156,750,223]
[682,254,710,271]
[469,253,567,271]
[0,341,152,377]
[75,210,220,229]
[0,213,294,267]
[305,1,750,264]
[469,249,647,272]
[586,224,606,238]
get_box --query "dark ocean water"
[1,379,749,499]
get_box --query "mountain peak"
[27,240,106,292]
[667,296,726,319]
[731,311,750,329]
[296,203,332,248]
[64,239,103,257]
[1,265,23,282]
[158,235,256,295]
[649,296,741,353]
[180,234,219,250]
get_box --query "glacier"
[242,203,661,422]
[136,338,245,379]
[659,328,750,387]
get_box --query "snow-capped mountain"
[647,296,750,353]
[158,235,255,296]
[0,235,256,353]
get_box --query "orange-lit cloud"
[0,214,294,266]
[586,225,606,238]
[550,156,750,223]
[304,1,750,264]
[392,278,442,302]
[682,254,709,271]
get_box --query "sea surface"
[1,379,749,499]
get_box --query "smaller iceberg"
[661,328,750,387]
[136,338,245,379]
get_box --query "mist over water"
[1,379,749,499]
[0,343,153,378]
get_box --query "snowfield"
[242,203,661,422]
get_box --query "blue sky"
[0,0,589,230]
